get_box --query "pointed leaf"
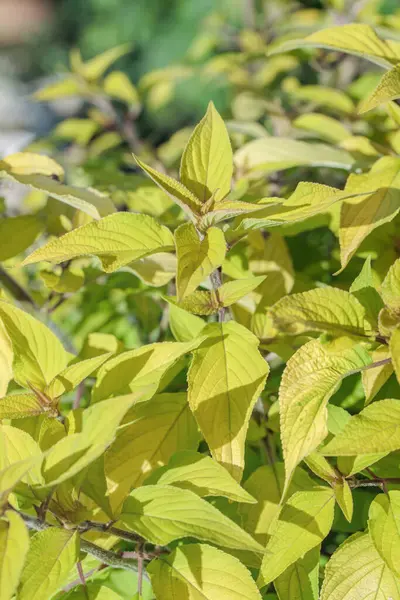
[218,276,266,307]
[148,543,262,600]
[391,326,400,384]
[180,101,233,203]
[0,510,29,600]
[274,546,320,600]
[45,353,112,399]
[0,321,13,397]
[362,345,393,404]
[0,393,50,420]
[78,44,132,80]
[359,65,400,113]
[0,215,44,261]
[382,257,400,314]
[168,303,205,342]
[188,321,269,480]
[369,490,400,578]
[103,71,140,106]
[120,484,263,553]
[23,213,174,273]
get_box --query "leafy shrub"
[3,11,400,600]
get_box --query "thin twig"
[210,268,225,323]
[137,541,144,597]
[345,357,392,378]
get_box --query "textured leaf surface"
[258,488,335,587]
[359,65,400,113]
[274,546,320,600]
[46,353,112,399]
[188,321,269,480]
[180,101,233,203]
[120,484,263,553]
[146,450,255,503]
[0,393,47,419]
[148,543,262,600]
[175,222,226,300]
[391,326,400,384]
[23,213,175,273]
[369,490,400,578]
[0,510,29,600]
[279,339,371,493]
[0,215,44,261]
[382,258,400,314]
[320,532,400,600]
[18,528,80,600]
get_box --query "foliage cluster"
[4,3,400,599]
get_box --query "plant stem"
[210,268,225,323]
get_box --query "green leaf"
[120,484,263,553]
[103,71,140,106]
[175,222,226,300]
[104,392,200,514]
[381,258,400,314]
[18,528,80,600]
[349,256,384,329]
[320,532,400,600]
[23,213,175,273]
[74,44,132,80]
[391,326,400,384]
[269,287,369,338]
[0,393,49,420]
[0,321,13,397]
[0,301,68,390]
[339,157,400,271]
[188,321,269,480]
[0,425,43,486]
[145,450,256,503]
[279,339,371,494]
[130,252,177,287]
[134,155,202,216]
[258,488,335,588]
[93,338,202,402]
[175,290,219,315]
[218,276,266,307]
[42,392,146,486]
[234,138,353,175]
[53,118,99,146]
[180,101,233,203]
[148,543,262,600]
[294,113,350,143]
[239,464,315,545]
[290,85,355,114]
[270,24,400,68]
[359,65,400,113]
[369,490,400,577]
[0,215,44,261]
[0,152,64,179]
[274,546,320,600]
[362,345,393,404]
[323,399,400,455]
[0,510,30,600]
[332,478,353,523]
[45,353,112,399]
[34,76,82,101]
[168,303,205,342]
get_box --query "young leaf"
[218,276,266,307]
[134,155,202,216]
[18,528,80,600]
[188,321,269,480]
[0,510,30,600]
[23,213,175,273]
[34,76,82,101]
[93,338,202,402]
[175,290,219,315]
[258,488,335,588]
[180,101,233,203]
[168,302,205,342]
[269,287,369,338]
[270,24,400,68]
[381,257,400,314]
[45,353,112,399]
[279,339,371,495]
[148,543,262,600]
[369,490,400,577]
[75,43,132,80]
[175,222,226,300]
[359,65,400,113]
[120,484,264,553]
[320,533,400,600]
[0,393,49,420]
[338,157,400,271]
[323,399,400,455]
[104,392,200,513]
[103,71,140,106]
[145,450,256,503]
[0,301,68,390]
[274,546,320,600]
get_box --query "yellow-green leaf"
[279,339,371,495]
[134,155,202,216]
[0,425,44,486]
[0,301,68,389]
[269,287,369,338]
[332,478,353,523]
[104,392,200,513]
[362,346,393,405]
[18,528,80,600]
[176,290,219,315]
[168,303,205,342]
[274,546,320,600]
[120,484,263,553]
[34,76,82,101]
[45,353,112,399]
[0,152,64,179]
[0,510,29,600]
[391,326,400,384]
[258,488,335,588]
[175,222,226,300]
[53,118,99,146]
[218,276,266,307]
[0,321,13,397]
[0,456,43,501]
[290,85,355,114]
[0,215,44,262]
[93,338,201,402]
[323,399,400,456]
[359,65,400,113]
[180,101,233,203]
[75,44,132,81]
[146,450,256,503]
[294,113,350,143]
[381,258,400,314]
[271,24,400,69]
[369,490,400,578]
[130,252,177,287]
[320,532,400,600]
[188,321,269,480]
[23,213,174,273]
[0,393,49,420]
[148,543,262,600]
[103,71,140,106]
